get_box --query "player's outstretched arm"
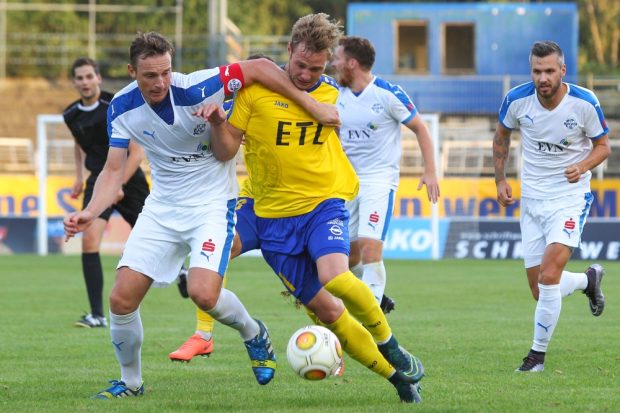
[493,123,515,206]
[406,113,440,203]
[90,147,127,209]
[238,58,340,127]
[113,140,145,203]
[66,147,127,239]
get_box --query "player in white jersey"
[63,31,340,399]
[493,40,610,372]
[332,36,439,310]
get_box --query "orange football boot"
[168,334,213,362]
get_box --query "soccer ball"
[286,325,343,380]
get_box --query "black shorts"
[83,168,149,228]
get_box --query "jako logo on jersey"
[563,218,576,238]
[227,78,242,93]
[371,103,383,114]
[143,130,156,139]
[564,118,578,129]
[193,123,207,135]
[198,85,207,98]
[200,239,216,260]
[274,101,289,108]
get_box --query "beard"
[337,68,353,87]
[536,80,561,99]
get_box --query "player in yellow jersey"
[222,13,425,404]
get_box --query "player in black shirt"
[63,57,152,328]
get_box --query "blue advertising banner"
[383,218,449,259]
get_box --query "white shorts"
[345,183,396,242]
[117,197,236,285]
[520,193,593,268]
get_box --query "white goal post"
[36,113,441,258]
[37,114,65,255]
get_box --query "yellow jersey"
[238,175,253,198]
[228,75,358,218]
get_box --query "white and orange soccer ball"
[286,325,343,380]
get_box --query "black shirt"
[63,90,115,175]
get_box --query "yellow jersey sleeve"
[228,75,358,218]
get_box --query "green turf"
[0,256,618,412]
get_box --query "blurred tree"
[228,0,312,35]
[580,0,620,72]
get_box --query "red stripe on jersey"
[219,63,245,95]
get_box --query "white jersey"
[337,76,416,189]
[499,81,608,199]
[108,67,241,206]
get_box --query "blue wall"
[347,2,579,114]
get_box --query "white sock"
[350,262,364,279]
[206,288,259,341]
[532,284,561,353]
[361,261,387,303]
[109,310,143,389]
[196,331,213,340]
[559,270,588,298]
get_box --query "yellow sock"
[324,271,392,343]
[196,306,215,334]
[325,308,394,378]
[194,272,228,334]
[305,307,321,325]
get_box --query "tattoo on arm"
[493,129,511,183]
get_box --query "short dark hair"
[247,53,275,63]
[129,31,175,68]
[338,36,375,70]
[71,57,99,77]
[529,40,564,66]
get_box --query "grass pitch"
[0,256,618,413]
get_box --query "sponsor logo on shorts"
[235,198,248,211]
[329,225,343,236]
[327,222,345,241]
[563,218,575,238]
[200,239,216,260]
[368,211,380,231]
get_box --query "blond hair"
[290,13,342,56]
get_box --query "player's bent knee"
[109,291,140,315]
[189,290,220,311]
